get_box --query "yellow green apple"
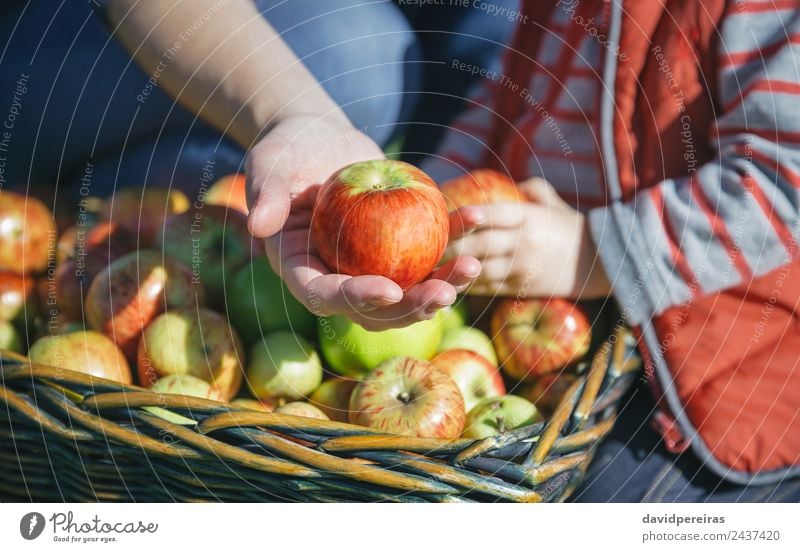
[137,307,244,401]
[246,331,323,400]
[28,330,132,383]
[309,377,357,422]
[436,300,468,333]
[0,320,22,353]
[437,326,498,365]
[318,314,443,377]
[462,395,541,439]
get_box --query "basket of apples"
[0,162,639,502]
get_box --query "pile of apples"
[0,163,592,440]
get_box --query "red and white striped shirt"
[424,0,800,326]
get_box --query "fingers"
[348,279,458,330]
[519,177,569,208]
[429,256,482,292]
[448,206,486,238]
[246,165,294,239]
[305,274,405,316]
[445,229,522,261]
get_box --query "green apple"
[437,326,498,365]
[227,257,317,345]
[318,314,443,377]
[246,331,323,400]
[0,320,22,353]
[462,395,541,438]
[436,300,468,333]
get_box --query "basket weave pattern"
[0,328,639,503]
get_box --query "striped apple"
[310,160,449,290]
[349,356,465,438]
[491,298,591,381]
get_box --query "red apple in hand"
[28,330,132,384]
[491,298,590,381]
[0,191,56,274]
[440,169,523,211]
[429,349,505,411]
[157,204,253,303]
[349,356,465,438]
[85,250,204,358]
[137,307,243,400]
[310,160,449,290]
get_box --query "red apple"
[309,377,357,422]
[83,221,136,260]
[157,204,253,303]
[137,307,243,400]
[429,349,506,411]
[28,330,132,384]
[275,401,330,420]
[101,187,189,246]
[440,169,524,211]
[310,160,449,290]
[206,173,248,214]
[491,298,590,381]
[349,356,465,438]
[0,272,38,327]
[53,256,102,322]
[84,250,205,358]
[54,222,136,322]
[517,370,579,418]
[0,191,56,274]
[56,225,80,265]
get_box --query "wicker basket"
[0,326,639,503]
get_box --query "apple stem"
[497,416,506,433]
[397,391,411,404]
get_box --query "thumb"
[246,173,292,239]
[519,177,569,208]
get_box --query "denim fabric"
[0,0,417,198]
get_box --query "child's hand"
[445,178,611,299]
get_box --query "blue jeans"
[0,0,516,200]
[571,380,800,502]
[0,0,418,198]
